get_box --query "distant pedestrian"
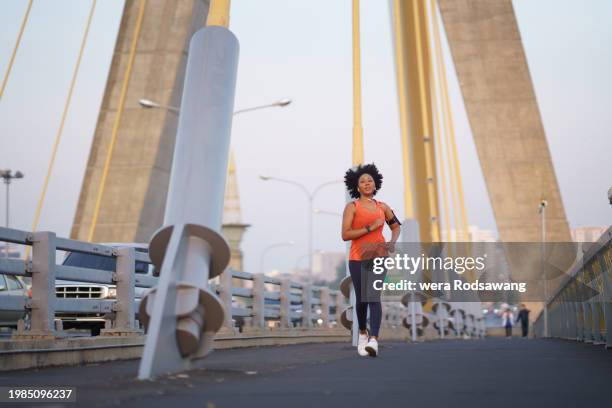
[501,309,514,338]
[342,163,401,357]
[515,304,530,338]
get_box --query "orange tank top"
[349,199,386,261]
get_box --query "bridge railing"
[533,226,612,347]
[0,228,153,336]
[0,225,487,341]
[0,226,357,337]
[216,269,346,331]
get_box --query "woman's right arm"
[342,202,380,241]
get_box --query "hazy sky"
[1,0,610,274]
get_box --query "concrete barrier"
[0,326,410,372]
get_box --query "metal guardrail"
[0,227,367,337]
[0,228,142,335]
[0,226,484,339]
[533,226,612,347]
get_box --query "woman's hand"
[370,217,384,230]
[385,241,396,253]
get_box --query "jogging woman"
[341,163,401,357]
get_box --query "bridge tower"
[222,152,250,271]
[71,0,211,244]
[392,0,573,320]
[392,0,571,244]
[436,0,571,243]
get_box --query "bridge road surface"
[1,338,610,407]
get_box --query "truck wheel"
[23,311,31,331]
[90,325,102,336]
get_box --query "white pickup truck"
[55,243,154,335]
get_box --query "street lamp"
[259,176,342,282]
[294,250,324,271]
[1,169,24,257]
[260,240,295,274]
[539,199,548,338]
[294,250,326,283]
[138,98,179,113]
[234,99,292,115]
[1,169,24,228]
[140,96,294,268]
[314,208,342,217]
[138,98,292,116]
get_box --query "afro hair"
[344,163,383,199]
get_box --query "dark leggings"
[349,260,385,337]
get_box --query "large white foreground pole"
[138,25,239,380]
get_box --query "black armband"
[386,211,402,226]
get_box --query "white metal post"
[542,203,548,338]
[138,24,238,380]
[403,218,421,342]
[410,293,417,341]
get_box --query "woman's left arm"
[382,203,401,244]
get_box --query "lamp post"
[139,96,293,271]
[139,98,292,116]
[233,99,292,115]
[138,98,180,113]
[294,250,324,271]
[259,177,342,282]
[260,240,295,273]
[295,250,325,283]
[1,169,24,257]
[539,199,548,338]
[314,208,342,217]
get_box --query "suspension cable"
[391,0,415,219]
[352,0,364,166]
[429,41,451,243]
[87,0,147,242]
[0,0,33,100]
[430,0,474,282]
[411,0,440,242]
[430,0,469,242]
[429,0,459,241]
[30,0,98,238]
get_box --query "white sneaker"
[357,333,369,356]
[365,338,378,357]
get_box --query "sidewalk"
[2,338,611,407]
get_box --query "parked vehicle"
[0,273,30,328]
[55,243,154,336]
